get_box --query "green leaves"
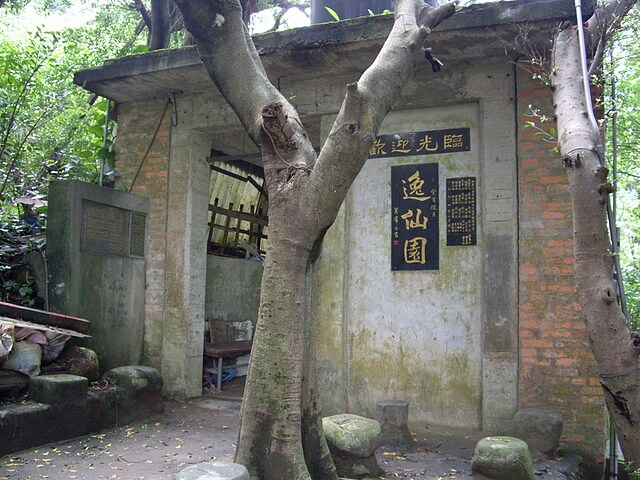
[324,6,340,21]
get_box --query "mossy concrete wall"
[205,256,263,343]
[47,180,149,372]
[314,61,519,431]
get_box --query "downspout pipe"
[574,0,600,136]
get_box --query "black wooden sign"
[391,164,439,270]
[446,177,477,246]
[370,128,470,159]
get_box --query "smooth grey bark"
[172,0,454,478]
[149,0,171,50]
[550,0,640,465]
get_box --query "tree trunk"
[552,24,640,465]
[148,0,171,50]
[171,0,455,477]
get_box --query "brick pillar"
[115,99,171,369]
[516,67,604,454]
[115,99,210,398]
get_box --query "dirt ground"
[0,383,586,480]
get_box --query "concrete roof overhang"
[74,0,592,104]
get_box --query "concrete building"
[68,0,604,456]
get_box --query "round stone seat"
[323,413,381,458]
[472,436,535,480]
[175,461,249,480]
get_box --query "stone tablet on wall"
[369,128,470,159]
[446,177,477,246]
[391,163,439,271]
[80,200,146,258]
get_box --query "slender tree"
[171,0,454,478]
[550,0,640,464]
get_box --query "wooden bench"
[203,340,253,391]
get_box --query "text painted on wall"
[391,164,439,270]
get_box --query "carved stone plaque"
[80,200,146,257]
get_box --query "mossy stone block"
[28,374,88,408]
[377,400,413,447]
[472,436,535,480]
[513,408,562,458]
[323,414,381,458]
[175,461,250,480]
[103,366,162,392]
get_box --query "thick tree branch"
[133,0,152,32]
[173,1,305,147]
[306,0,455,234]
[586,0,637,75]
[149,0,171,50]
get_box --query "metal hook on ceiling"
[169,91,179,127]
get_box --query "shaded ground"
[0,379,585,479]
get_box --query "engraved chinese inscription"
[391,164,439,270]
[370,128,470,159]
[80,200,146,257]
[446,177,476,246]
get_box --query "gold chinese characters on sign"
[391,164,439,270]
[370,128,470,159]
[446,177,476,246]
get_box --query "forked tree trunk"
[552,23,640,464]
[172,0,455,478]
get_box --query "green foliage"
[622,461,640,479]
[1,278,36,306]
[0,2,141,221]
[324,6,340,21]
[606,6,640,329]
[0,2,140,307]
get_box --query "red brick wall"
[114,99,172,367]
[517,68,604,454]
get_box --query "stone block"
[102,366,163,424]
[512,408,562,459]
[332,454,380,479]
[29,374,88,409]
[55,346,100,381]
[0,402,52,455]
[323,414,381,479]
[323,414,381,458]
[175,461,249,480]
[377,400,413,447]
[472,436,535,480]
[103,365,162,393]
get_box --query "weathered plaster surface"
[160,128,211,398]
[47,181,148,372]
[206,256,263,343]
[315,61,518,431]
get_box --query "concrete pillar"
[473,64,519,433]
[161,127,211,398]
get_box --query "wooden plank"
[208,204,269,226]
[209,223,267,241]
[0,317,90,338]
[203,340,252,358]
[0,302,90,334]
